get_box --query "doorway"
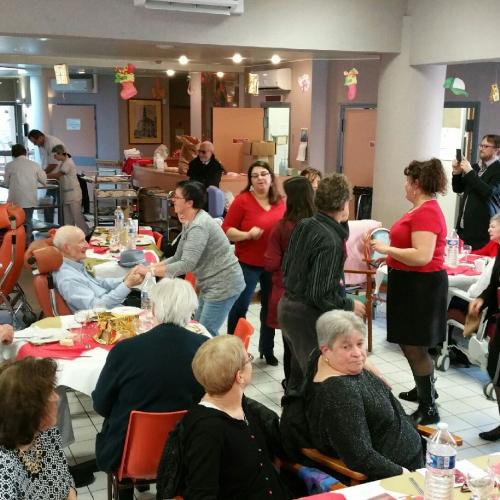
[0,102,23,165]
[262,103,290,174]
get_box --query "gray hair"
[316,310,366,348]
[150,277,198,327]
[53,225,85,249]
[491,214,500,224]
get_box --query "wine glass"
[462,244,472,263]
[74,310,91,349]
[466,469,495,499]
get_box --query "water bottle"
[140,272,156,331]
[445,229,459,267]
[114,206,124,230]
[126,219,137,250]
[424,422,457,500]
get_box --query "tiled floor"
[67,302,500,499]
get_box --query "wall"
[48,74,120,162]
[118,76,170,157]
[1,0,405,54]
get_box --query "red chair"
[108,410,187,499]
[24,241,72,317]
[234,317,254,350]
[184,272,196,289]
[152,230,163,250]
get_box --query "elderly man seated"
[53,226,144,312]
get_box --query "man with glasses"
[187,141,225,189]
[452,134,500,249]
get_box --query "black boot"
[399,383,439,402]
[410,374,440,425]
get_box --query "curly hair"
[314,173,351,213]
[242,160,282,205]
[404,158,447,196]
[0,357,57,449]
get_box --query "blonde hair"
[150,278,198,327]
[192,336,246,395]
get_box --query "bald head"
[53,226,88,262]
[198,141,214,163]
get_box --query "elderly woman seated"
[304,310,423,480]
[92,278,207,499]
[0,357,76,499]
[173,335,290,500]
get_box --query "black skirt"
[487,321,500,387]
[387,268,448,347]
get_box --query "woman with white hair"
[92,278,207,500]
[296,310,423,480]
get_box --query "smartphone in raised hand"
[456,148,462,162]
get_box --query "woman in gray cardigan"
[151,181,244,336]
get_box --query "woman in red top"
[223,161,285,365]
[371,159,448,425]
[264,176,315,385]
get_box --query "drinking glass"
[109,229,120,254]
[74,310,91,349]
[462,244,472,263]
[467,469,495,499]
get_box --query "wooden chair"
[108,410,187,499]
[301,425,463,486]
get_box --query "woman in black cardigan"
[469,244,500,441]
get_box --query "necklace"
[17,437,43,475]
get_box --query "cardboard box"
[243,155,274,172]
[242,141,276,156]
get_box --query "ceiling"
[0,35,380,75]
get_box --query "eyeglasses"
[245,352,254,364]
[171,195,185,201]
[250,172,271,179]
[479,144,495,149]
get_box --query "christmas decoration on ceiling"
[344,68,359,100]
[298,74,311,93]
[115,64,137,100]
[443,77,469,96]
[490,84,499,103]
[248,73,259,95]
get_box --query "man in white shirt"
[4,144,47,242]
[28,129,67,224]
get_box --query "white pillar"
[189,72,202,139]
[372,16,447,226]
[28,71,50,163]
[309,60,329,172]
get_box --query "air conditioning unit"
[50,74,98,94]
[257,68,291,91]
[133,0,243,15]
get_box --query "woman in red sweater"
[264,176,315,385]
[223,161,285,365]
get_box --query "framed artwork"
[128,99,162,144]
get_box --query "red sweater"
[474,240,499,257]
[222,191,285,267]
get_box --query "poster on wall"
[128,99,162,144]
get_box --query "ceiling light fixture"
[77,69,86,74]
[39,37,48,42]
[216,72,224,78]
[232,53,243,64]
[166,69,176,77]
[178,55,189,65]
[271,54,281,65]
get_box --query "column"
[309,60,329,173]
[372,16,447,226]
[28,70,50,163]
[189,72,202,139]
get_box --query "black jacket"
[92,323,207,471]
[453,160,500,249]
[187,156,225,189]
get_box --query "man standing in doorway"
[187,141,225,189]
[28,129,68,224]
[453,134,500,249]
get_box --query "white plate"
[110,306,142,316]
[136,235,154,246]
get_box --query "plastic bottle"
[114,206,124,230]
[126,219,137,250]
[140,272,156,330]
[445,229,459,267]
[424,422,457,500]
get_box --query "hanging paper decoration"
[151,78,165,99]
[115,64,137,100]
[490,84,500,103]
[343,68,359,100]
[443,77,469,96]
[186,74,192,96]
[297,74,311,93]
[248,73,259,95]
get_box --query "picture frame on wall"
[128,99,162,144]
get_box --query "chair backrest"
[118,410,187,481]
[152,231,163,250]
[363,227,390,265]
[24,243,72,317]
[344,219,382,285]
[234,317,254,350]
[207,186,225,218]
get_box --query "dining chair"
[108,409,187,500]
[301,425,463,486]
